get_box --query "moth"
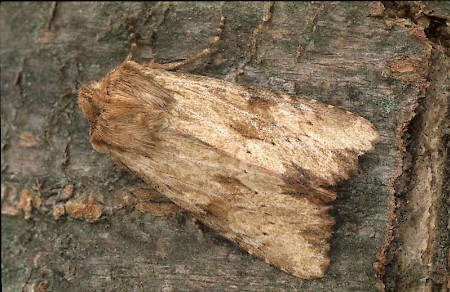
[78,16,378,279]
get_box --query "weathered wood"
[1,2,448,291]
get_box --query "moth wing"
[114,133,334,278]
[151,68,379,195]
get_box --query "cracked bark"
[1,2,448,291]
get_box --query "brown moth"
[78,17,378,279]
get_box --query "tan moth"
[78,16,378,278]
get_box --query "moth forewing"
[78,60,379,279]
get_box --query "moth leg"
[149,16,225,71]
[192,219,226,246]
[192,218,207,240]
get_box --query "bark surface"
[1,2,448,291]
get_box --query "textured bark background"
[1,2,448,291]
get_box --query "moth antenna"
[151,15,226,70]
[123,13,137,61]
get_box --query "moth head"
[78,81,104,126]
[78,60,174,155]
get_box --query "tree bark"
[1,2,448,291]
